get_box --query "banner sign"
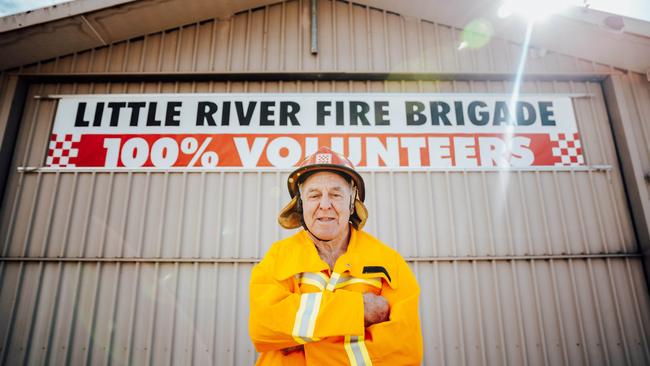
[47,93,584,169]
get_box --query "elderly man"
[249,146,423,365]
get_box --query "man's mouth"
[317,217,336,222]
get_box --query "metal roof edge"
[0,0,138,33]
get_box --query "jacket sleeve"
[248,245,365,353]
[364,258,423,365]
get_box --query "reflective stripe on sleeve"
[344,335,373,366]
[334,275,382,290]
[292,292,323,344]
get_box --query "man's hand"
[363,292,390,327]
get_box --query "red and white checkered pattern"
[46,134,80,167]
[315,153,332,164]
[550,133,584,166]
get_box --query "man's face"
[300,171,353,241]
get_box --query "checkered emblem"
[315,153,332,164]
[46,134,80,167]
[550,133,584,166]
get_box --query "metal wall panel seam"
[381,10,389,70]
[567,258,590,365]
[121,40,130,74]
[22,261,45,365]
[78,172,97,257]
[137,173,152,257]
[585,264,612,362]
[82,261,103,365]
[416,20,425,71]
[60,173,79,257]
[138,34,148,73]
[168,261,181,366]
[156,30,166,73]
[606,259,633,365]
[444,171,457,257]
[529,258,550,366]
[208,20,217,72]
[195,172,206,257]
[117,173,134,257]
[462,171,477,256]
[569,171,591,254]
[20,172,43,257]
[103,261,121,366]
[426,171,439,256]
[407,171,419,257]
[348,1,356,71]
[433,23,443,72]
[42,261,64,364]
[280,2,286,71]
[509,260,530,366]
[104,44,114,73]
[388,171,398,252]
[62,262,84,365]
[40,172,61,256]
[453,262,468,366]
[244,10,252,72]
[188,261,199,365]
[433,262,446,364]
[274,171,282,243]
[624,258,650,361]
[155,173,169,258]
[472,262,489,366]
[174,26,183,72]
[451,27,461,73]
[399,12,407,71]
[226,9,236,71]
[175,172,188,258]
[365,6,372,71]
[208,263,217,364]
[262,6,269,71]
[192,22,201,72]
[144,262,160,366]
[254,172,262,258]
[236,171,244,259]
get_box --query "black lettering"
[280,101,300,125]
[93,102,104,127]
[235,101,257,126]
[196,101,218,126]
[74,102,89,127]
[107,102,126,127]
[336,101,344,126]
[374,101,390,125]
[165,101,182,126]
[316,101,331,126]
[493,101,511,125]
[454,101,465,125]
[539,101,556,126]
[516,101,536,126]
[222,101,230,126]
[259,101,275,126]
[146,102,161,126]
[405,102,426,125]
[349,101,370,126]
[127,102,146,126]
[468,101,489,125]
[430,102,452,126]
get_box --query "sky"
[0,0,648,21]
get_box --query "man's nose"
[318,195,333,209]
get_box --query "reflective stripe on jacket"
[249,228,423,365]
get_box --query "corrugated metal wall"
[1,1,650,365]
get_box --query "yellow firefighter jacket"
[249,227,423,365]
